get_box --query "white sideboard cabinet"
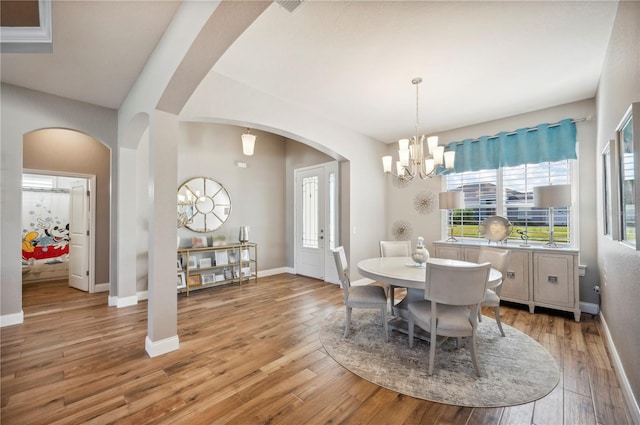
[433,241,580,321]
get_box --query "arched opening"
[22,128,111,296]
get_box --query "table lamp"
[439,191,464,242]
[533,184,571,247]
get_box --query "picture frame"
[191,236,208,248]
[188,257,198,269]
[177,259,183,271]
[177,272,186,289]
[201,273,215,284]
[199,257,212,268]
[616,102,639,250]
[215,250,229,266]
[223,267,233,280]
[241,248,250,262]
[187,274,202,287]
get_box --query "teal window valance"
[443,118,577,173]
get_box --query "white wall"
[595,0,640,413]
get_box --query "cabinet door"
[434,244,462,260]
[533,253,574,307]
[463,247,480,263]
[500,250,530,302]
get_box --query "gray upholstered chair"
[408,261,491,376]
[332,247,389,342]
[379,240,412,312]
[477,246,511,337]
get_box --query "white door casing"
[295,162,340,283]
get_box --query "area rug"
[319,309,559,407]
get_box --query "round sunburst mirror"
[177,177,231,233]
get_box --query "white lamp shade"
[241,133,256,155]
[427,136,438,154]
[439,191,464,209]
[444,151,455,169]
[382,156,392,173]
[432,145,444,165]
[533,184,571,208]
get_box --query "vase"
[411,236,430,265]
[239,226,249,243]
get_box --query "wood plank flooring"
[1,275,633,424]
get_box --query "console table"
[433,241,581,321]
[177,242,257,296]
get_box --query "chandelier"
[382,77,455,180]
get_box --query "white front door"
[69,179,90,291]
[295,162,340,283]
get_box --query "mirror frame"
[177,177,232,233]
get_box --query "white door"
[69,179,90,291]
[295,162,340,283]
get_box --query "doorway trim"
[23,169,98,293]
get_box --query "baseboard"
[600,313,640,424]
[114,295,138,308]
[258,267,294,277]
[145,335,179,358]
[0,310,24,327]
[137,290,148,301]
[94,282,110,293]
[579,301,599,315]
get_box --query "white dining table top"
[356,256,502,290]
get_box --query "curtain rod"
[452,116,592,145]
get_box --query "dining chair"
[408,261,491,376]
[477,246,511,337]
[379,240,412,313]
[332,247,389,342]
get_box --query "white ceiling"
[1,1,619,144]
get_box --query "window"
[445,160,573,245]
[301,175,319,248]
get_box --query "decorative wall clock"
[177,177,231,233]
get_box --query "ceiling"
[1,1,619,144]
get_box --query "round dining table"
[357,256,503,338]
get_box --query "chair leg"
[408,315,414,348]
[380,306,389,342]
[470,331,481,376]
[344,307,352,338]
[494,306,505,337]
[389,285,395,314]
[478,309,483,322]
[428,320,437,375]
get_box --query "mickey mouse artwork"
[22,217,70,263]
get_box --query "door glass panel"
[302,176,319,248]
[328,172,336,249]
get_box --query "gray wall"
[1,84,117,320]
[595,1,640,409]
[175,122,333,273]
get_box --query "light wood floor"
[1,275,633,424]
